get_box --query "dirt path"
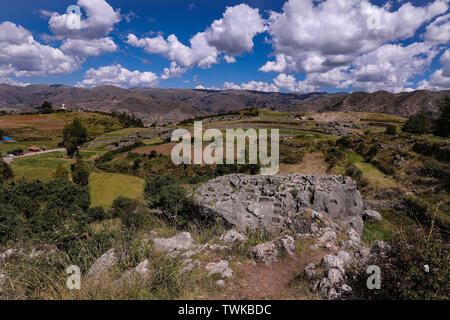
[2,148,66,164]
[213,251,325,300]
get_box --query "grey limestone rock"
[195,174,365,235]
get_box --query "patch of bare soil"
[0,115,65,130]
[134,142,178,156]
[212,252,325,300]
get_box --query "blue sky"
[0,0,449,93]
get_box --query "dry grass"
[279,152,327,174]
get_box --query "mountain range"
[0,84,449,123]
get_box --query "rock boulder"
[195,174,364,235]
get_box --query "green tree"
[0,157,14,183]
[71,158,90,186]
[41,101,53,114]
[402,111,434,134]
[434,96,450,137]
[63,118,88,157]
[385,125,398,135]
[144,175,187,221]
[0,128,5,138]
[53,163,69,179]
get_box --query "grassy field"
[89,172,145,209]
[347,154,399,190]
[10,152,74,181]
[0,112,131,154]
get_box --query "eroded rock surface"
[250,235,296,265]
[153,232,196,254]
[87,249,118,280]
[195,174,364,235]
[205,260,233,278]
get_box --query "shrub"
[348,230,449,300]
[325,147,345,168]
[434,96,450,137]
[71,158,90,186]
[336,136,352,149]
[412,142,450,162]
[145,175,187,222]
[0,158,14,183]
[111,196,149,229]
[87,206,107,222]
[0,178,91,244]
[403,196,432,226]
[53,163,69,179]
[402,111,434,134]
[345,163,368,188]
[385,125,398,135]
[421,159,447,178]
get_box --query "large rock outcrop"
[195,174,364,235]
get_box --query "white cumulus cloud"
[0,22,80,78]
[127,4,265,69]
[77,64,159,88]
[260,0,448,73]
[60,37,117,57]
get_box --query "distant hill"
[0,84,448,123]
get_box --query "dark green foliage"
[95,141,144,165]
[0,158,14,183]
[242,109,259,116]
[145,175,187,222]
[71,158,90,186]
[62,118,88,157]
[53,163,69,179]
[0,178,90,244]
[215,164,239,176]
[41,101,53,114]
[336,136,352,149]
[111,111,144,128]
[413,142,450,162]
[403,196,432,226]
[348,231,449,300]
[0,128,5,137]
[111,196,149,229]
[434,96,450,137]
[385,125,398,135]
[365,143,380,159]
[325,147,345,168]
[402,111,434,134]
[132,158,142,171]
[87,206,107,222]
[345,162,368,188]
[421,159,449,180]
